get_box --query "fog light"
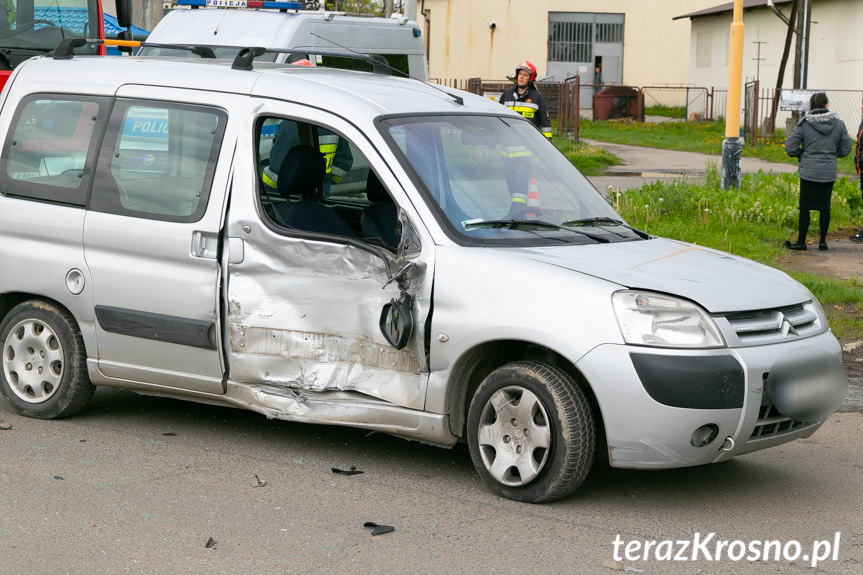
[691,424,719,447]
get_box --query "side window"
[257,116,399,250]
[0,94,108,205]
[90,100,226,222]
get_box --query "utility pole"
[769,0,800,133]
[752,41,766,83]
[721,0,744,190]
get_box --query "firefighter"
[499,60,552,139]
[262,59,353,197]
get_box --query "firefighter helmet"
[515,60,537,83]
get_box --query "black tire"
[0,300,94,419]
[467,361,595,503]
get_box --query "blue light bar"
[176,0,303,8]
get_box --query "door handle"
[191,231,219,259]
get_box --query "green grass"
[609,167,863,338]
[556,138,622,175]
[644,105,686,119]
[580,119,858,175]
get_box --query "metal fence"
[433,77,862,147]
[746,84,863,144]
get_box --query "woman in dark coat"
[785,92,852,250]
[850,109,863,243]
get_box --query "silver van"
[0,47,846,503]
[139,3,428,80]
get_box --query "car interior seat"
[272,145,353,236]
[361,171,399,250]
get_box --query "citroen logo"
[780,315,799,338]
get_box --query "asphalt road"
[584,139,799,192]
[1,387,861,575]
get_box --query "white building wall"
[687,0,863,129]
[419,0,718,85]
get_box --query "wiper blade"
[463,218,563,230]
[462,218,609,243]
[561,217,650,240]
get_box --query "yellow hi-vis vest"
[318,133,346,183]
[501,98,553,139]
[262,138,345,189]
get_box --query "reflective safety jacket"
[500,84,552,139]
[263,123,353,193]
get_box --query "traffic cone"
[525,178,541,217]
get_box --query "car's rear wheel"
[0,300,94,419]
[467,361,595,503]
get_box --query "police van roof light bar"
[176,0,304,9]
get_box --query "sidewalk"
[584,139,798,191]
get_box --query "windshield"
[0,0,100,58]
[381,114,641,246]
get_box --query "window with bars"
[548,21,593,63]
[596,22,623,44]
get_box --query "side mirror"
[115,0,132,30]
[379,293,413,350]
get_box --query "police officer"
[499,60,552,140]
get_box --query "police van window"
[257,116,399,250]
[138,45,279,62]
[0,95,109,206]
[90,101,227,222]
[319,54,409,78]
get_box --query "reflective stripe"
[503,101,540,120]
[511,193,527,204]
[262,165,278,189]
[542,127,552,139]
[502,144,533,158]
[330,164,348,183]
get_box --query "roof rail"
[230,47,374,71]
[52,38,216,59]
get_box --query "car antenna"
[308,32,464,106]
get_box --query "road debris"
[253,475,267,487]
[205,537,217,548]
[162,432,177,437]
[0,423,12,431]
[332,466,363,476]
[363,522,394,536]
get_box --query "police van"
[0,40,847,503]
[139,0,428,80]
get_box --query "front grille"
[749,402,813,440]
[720,302,823,347]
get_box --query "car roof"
[12,55,505,120]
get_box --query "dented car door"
[223,104,433,410]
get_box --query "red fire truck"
[0,0,132,89]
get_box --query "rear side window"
[90,100,227,222]
[0,95,109,205]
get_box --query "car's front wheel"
[0,300,94,419]
[467,361,595,503]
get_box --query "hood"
[502,238,809,313]
[804,109,841,135]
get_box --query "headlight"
[612,291,725,348]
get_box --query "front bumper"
[575,330,846,469]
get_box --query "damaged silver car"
[0,44,847,503]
